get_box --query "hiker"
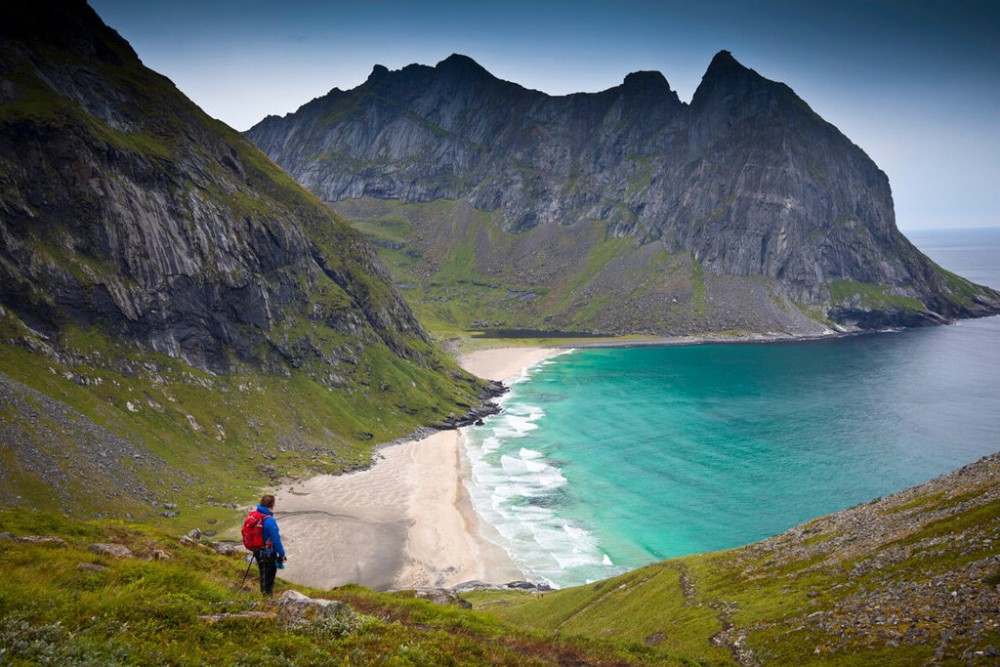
[251,494,286,596]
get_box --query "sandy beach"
[275,346,563,591]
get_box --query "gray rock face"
[247,52,1000,331]
[0,1,432,377]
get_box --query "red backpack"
[241,509,270,551]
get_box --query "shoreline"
[274,346,562,591]
[268,326,997,592]
[543,328,876,350]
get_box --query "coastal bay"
[273,228,1000,593]
[274,347,561,590]
[458,229,1000,587]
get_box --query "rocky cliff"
[0,1,487,516]
[248,53,1000,335]
[0,1,436,376]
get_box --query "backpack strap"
[260,513,274,551]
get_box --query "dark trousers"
[255,551,277,596]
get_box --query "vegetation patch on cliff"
[0,306,488,523]
[333,198,827,340]
[828,280,927,315]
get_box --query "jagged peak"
[365,63,391,83]
[705,50,746,75]
[618,70,682,109]
[699,49,760,87]
[622,70,671,91]
[691,50,766,109]
[434,53,494,79]
[361,55,496,89]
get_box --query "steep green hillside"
[467,453,1000,665]
[0,329,483,522]
[3,455,996,665]
[0,511,681,666]
[335,198,810,338]
[0,0,489,518]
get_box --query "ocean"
[462,227,1000,587]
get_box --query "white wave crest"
[461,403,617,587]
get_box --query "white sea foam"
[491,405,545,440]
[506,350,572,386]
[500,454,552,475]
[461,384,616,587]
[480,435,501,454]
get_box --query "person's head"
[260,494,275,509]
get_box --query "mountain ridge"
[247,52,1000,336]
[0,0,439,375]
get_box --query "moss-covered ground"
[4,452,996,665]
[0,511,690,666]
[334,198,723,337]
[0,320,482,526]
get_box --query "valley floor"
[274,346,561,590]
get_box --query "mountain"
[247,53,1000,336]
[0,1,489,516]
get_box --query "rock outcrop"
[0,0,445,377]
[247,52,1000,335]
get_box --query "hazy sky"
[89,0,998,231]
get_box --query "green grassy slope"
[0,329,481,524]
[334,198,813,339]
[0,511,688,666]
[3,455,996,665]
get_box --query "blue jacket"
[257,504,285,558]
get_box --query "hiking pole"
[238,552,256,593]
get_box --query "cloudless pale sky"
[89,0,998,231]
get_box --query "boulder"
[89,543,133,558]
[501,580,553,592]
[276,590,347,621]
[412,588,473,609]
[452,580,491,593]
[212,541,247,556]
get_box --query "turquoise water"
[463,228,1000,587]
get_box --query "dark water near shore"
[464,228,1000,587]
